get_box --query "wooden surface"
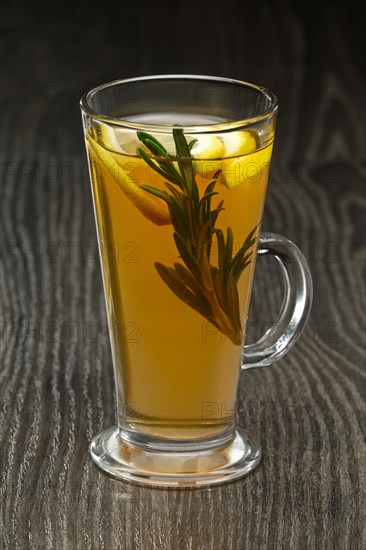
[1,1,365,549]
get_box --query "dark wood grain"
[1,1,365,549]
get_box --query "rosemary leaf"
[164,182,184,201]
[140,184,174,205]
[215,229,225,275]
[155,262,211,319]
[210,201,225,228]
[137,147,173,180]
[173,232,202,283]
[229,237,256,280]
[196,221,211,264]
[174,263,212,307]
[135,128,258,345]
[212,270,227,311]
[226,274,242,336]
[137,131,171,157]
[188,138,198,151]
[225,227,234,263]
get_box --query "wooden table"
[1,2,364,548]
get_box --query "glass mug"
[80,75,312,487]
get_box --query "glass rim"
[80,74,278,133]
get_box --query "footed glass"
[80,75,313,487]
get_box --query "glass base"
[90,426,262,488]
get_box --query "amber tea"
[86,114,273,439]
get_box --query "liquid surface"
[123,112,230,126]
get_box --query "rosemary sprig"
[137,129,257,345]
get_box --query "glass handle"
[242,233,313,370]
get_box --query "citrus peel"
[88,136,171,226]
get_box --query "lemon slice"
[88,136,171,226]
[99,124,137,155]
[191,135,225,175]
[222,145,273,189]
[191,135,224,159]
[222,130,256,157]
